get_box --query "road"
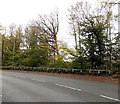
[1,70,119,103]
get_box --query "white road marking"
[64,85,77,90]
[31,78,46,82]
[56,83,64,87]
[55,84,82,91]
[76,89,82,91]
[100,95,120,102]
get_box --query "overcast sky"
[0,0,119,48]
[0,0,99,25]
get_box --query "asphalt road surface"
[1,70,119,102]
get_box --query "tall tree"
[68,1,116,69]
[33,10,59,60]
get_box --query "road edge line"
[100,95,120,102]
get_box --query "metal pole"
[12,41,15,69]
[118,2,120,62]
[101,1,120,68]
[108,2,120,70]
[118,2,120,39]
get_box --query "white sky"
[0,0,98,25]
[0,0,119,48]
